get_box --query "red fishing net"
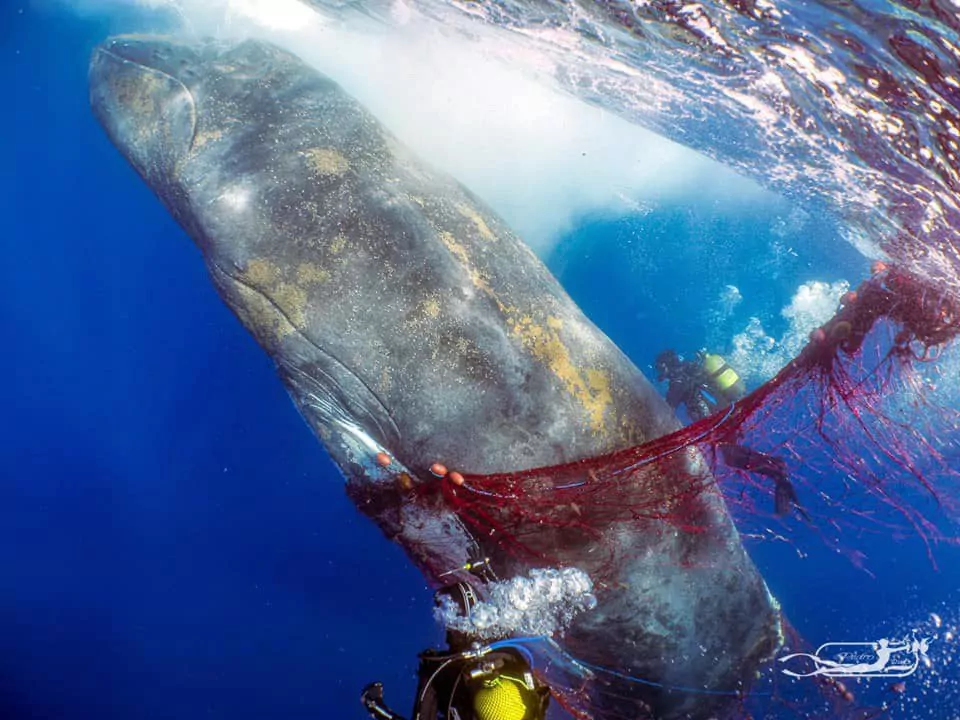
[420,265,960,576]
[410,264,960,719]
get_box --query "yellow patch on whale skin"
[432,227,611,434]
[509,315,612,434]
[402,294,444,348]
[457,204,496,242]
[330,235,348,255]
[422,297,441,319]
[296,263,329,286]
[229,279,298,346]
[302,147,350,176]
[192,127,223,151]
[272,283,308,329]
[585,368,613,422]
[238,258,308,332]
[111,69,192,150]
[453,336,473,357]
[439,232,493,295]
[616,410,641,446]
[243,258,281,287]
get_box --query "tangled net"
[406,265,960,719]
[419,265,960,572]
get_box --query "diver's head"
[655,349,681,381]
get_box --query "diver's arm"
[361,683,408,720]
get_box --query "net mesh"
[417,266,960,570]
[410,265,960,719]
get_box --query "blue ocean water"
[4,8,437,719]
[3,4,958,720]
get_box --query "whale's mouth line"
[209,259,403,450]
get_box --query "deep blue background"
[3,5,958,720]
[4,7,441,719]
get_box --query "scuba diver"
[361,581,551,720]
[655,348,747,422]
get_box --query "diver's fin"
[774,480,793,516]
[774,478,811,522]
[720,443,788,483]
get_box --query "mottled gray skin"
[90,36,781,719]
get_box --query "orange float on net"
[376,452,392,467]
[430,462,448,478]
[841,291,858,305]
[448,471,465,486]
[871,260,888,274]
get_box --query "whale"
[89,35,781,720]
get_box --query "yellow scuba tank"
[473,674,536,720]
[702,353,740,392]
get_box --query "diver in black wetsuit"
[655,349,746,422]
[361,582,550,720]
[655,349,714,421]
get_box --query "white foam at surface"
[55,0,773,255]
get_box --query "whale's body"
[89,36,781,719]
